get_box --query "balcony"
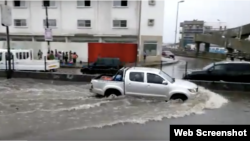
[181,29,204,33]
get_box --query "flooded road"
[163,56,214,78]
[0,57,249,140]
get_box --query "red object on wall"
[88,43,137,63]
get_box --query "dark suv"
[183,61,250,82]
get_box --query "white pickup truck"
[90,67,199,101]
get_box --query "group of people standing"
[38,50,79,64]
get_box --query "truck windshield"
[202,63,214,70]
[159,71,174,83]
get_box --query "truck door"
[144,73,169,97]
[124,71,148,96]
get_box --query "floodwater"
[0,56,249,140]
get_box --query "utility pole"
[1,0,12,79]
[174,0,184,47]
[44,1,50,52]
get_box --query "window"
[77,0,91,7]
[148,0,156,6]
[202,63,214,70]
[213,64,227,71]
[14,19,27,27]
[77,20,91,27]
[0,53,2,61]
[148,19,155,26]
[113,20,127,28]
[13,0,26,7]
[143,40,157,56]
[129,72,144,82]
[16,52,29,59]
[43,19,57,27]
[147,73,164,84]
[42,0,56,7]
[159,71,174,83]
[226,64,250,72]
[113,0,128,7]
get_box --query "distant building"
[179,20,227,47]
[179,20,205,47]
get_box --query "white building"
[0,0,165,61]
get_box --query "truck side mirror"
[162,80,168,85]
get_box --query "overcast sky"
[163,0,250,43]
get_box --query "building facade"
[179,20,227,47]
[0,0,165,61]
[179,20,205,47]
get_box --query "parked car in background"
[81,57,123,74]
[183,61,250,83]
[90,67,198,101]
[162,51,175,59]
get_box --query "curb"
[142,59,179,67]
[59,60,179,68]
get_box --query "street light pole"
[4,0,11,79]
[217,19,221,31]
[174,0,184,47]
[44,1,50,52]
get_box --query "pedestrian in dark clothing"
[143,51,147,62]
[65,52,68,64]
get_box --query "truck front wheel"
[170,94,188,102]
[104,89,121,98]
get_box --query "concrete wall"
[140,0,164,36]
[0,41,88,62]
[195,34,250,53]
[216,23,250,37]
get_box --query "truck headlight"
[188,88,197,93]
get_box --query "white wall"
[41,42,88,62]
[0,41,88,62]
[0,0,141,36]
[140,0,165,36]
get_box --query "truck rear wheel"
[170,94,188,102]
[104,89,121,98]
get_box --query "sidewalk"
[140,57,179,67]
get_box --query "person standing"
[143,51,147,62]
[49,51,55,60]
[37,50,42,60]
[65,52,68,64]
[72,52,78,64]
